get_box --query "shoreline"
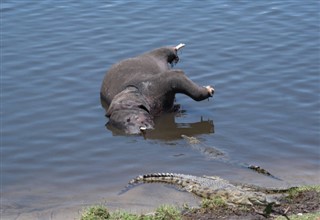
[3,185,319,220]
[81,185,320,220]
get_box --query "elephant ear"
[106,87,151,117]
[170,43,185,67]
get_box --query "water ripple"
[3,0,319,218]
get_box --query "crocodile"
[181,134,281,180]
[181,134,226,159]
[126,173,287,206]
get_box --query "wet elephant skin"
[100,45,214,134]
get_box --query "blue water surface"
[2,1,319,219]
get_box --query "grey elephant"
[100,44,214,134]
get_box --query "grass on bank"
[81,206,110,220]
[81,185,320,220]
[80,196,227,220]
[286,185,320,198]
[275,211,320,220]
[200,196,227,209]
[81,204,182,220]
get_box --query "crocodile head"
[247,192,279,206]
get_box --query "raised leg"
[131,69,214,115]
[165,70,214,101]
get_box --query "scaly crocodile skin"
[129,173,277,206]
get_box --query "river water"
[2,1,319,219]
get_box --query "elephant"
[100,44,214,134]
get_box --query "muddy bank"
[182,188,320,220]
[80,186,320,220]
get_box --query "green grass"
[80,204,181,220]
[287,185,320,198]
[81,206,110,220]
[153,205,181,220]
[200,196,227,209]
[80,185,320,220]
[276,185,320,220]
[108,210,144,220]
[275,211,320,220]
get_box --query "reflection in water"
[102,98,214,140]
[3,1,319,219]
[144,113,214,140]
[103,99,280,180]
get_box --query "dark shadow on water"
[101,97,214,140]
[144,113,214,140]
[105,113,214,141]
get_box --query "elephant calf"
[100,44,214,134]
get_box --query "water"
[2,1,319,219]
